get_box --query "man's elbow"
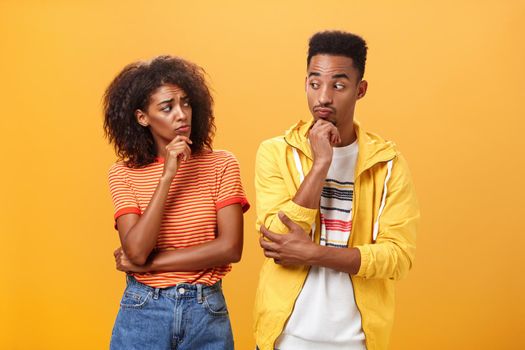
[391,251,414,281]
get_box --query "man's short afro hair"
[307,30,368,80]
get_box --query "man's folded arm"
[255,140,318,235]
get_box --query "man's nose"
[318,86,333,105]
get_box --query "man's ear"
[135,109,148,127]
[357,80,368,99]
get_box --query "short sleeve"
[108,163,141,222]
[216,152,250,213]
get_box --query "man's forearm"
[308,245,361,274]
[293,163,329,209]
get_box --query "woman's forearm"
[143,237,242,272]
[120,175,174,265]
[141,204,244,272]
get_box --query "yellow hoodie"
[254,119,419,350]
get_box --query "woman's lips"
[176,126,190,133]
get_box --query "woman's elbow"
[129,255,148,266]
[123,247,149,266]
[225,242,243,263]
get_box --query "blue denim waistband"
[125,275,222,303]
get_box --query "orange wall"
[1,1,524,349]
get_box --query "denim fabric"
[110,275,234,350]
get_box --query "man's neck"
[336,125,357,147]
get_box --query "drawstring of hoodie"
[292,147,394,243]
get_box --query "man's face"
[306,54,367,130]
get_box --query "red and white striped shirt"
[108,150,249,288]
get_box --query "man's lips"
[314,107,335,118]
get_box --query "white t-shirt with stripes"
[275,141,366,350]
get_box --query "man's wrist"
[306,244,323,266]
[311,161,330,175]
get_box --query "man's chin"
[312,116,337,126]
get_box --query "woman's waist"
[130,265,231,288]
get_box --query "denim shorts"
[110,275,234,350]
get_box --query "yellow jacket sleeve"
[255,139,318,235]
[355,154,419,280]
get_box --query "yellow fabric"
[254,119,420,350]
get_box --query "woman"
[103,55,249,350]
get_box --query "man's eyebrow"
[157,98,174,105]
[307,72,350,79]
[332,73,350,79]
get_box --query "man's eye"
[334,83,345,90]
[310,82,320,89]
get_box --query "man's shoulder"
[255,135,290,168]
[258,119,309,150]
[258,135,288,152]
[260,135,287,146]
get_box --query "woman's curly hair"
[103,55,215,168]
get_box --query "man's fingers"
[259,236,279,251]
[260,225,281,242]
[311,122,340,145]
[277,212,302,232]
[113,247,122,257]
[264,249,280,259]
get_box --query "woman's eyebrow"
[157,98,174,105]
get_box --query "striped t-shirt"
[276,141,365,350]
[108,150,249,288]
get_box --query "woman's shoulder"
[211,149,237,159]
[108,161,128,175]
[192,150,240,171]
[108,159,162,176]
[194,149,237,161]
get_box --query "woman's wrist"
[159,173,175,184]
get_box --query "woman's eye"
[183,101,190,107]
[162,105,172,112]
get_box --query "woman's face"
[136,83,192,147]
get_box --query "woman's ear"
[135,109,149,127]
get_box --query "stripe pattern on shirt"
[320,178,354,248]
[108,150,249,288]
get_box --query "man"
[254,31,419,350]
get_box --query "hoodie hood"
[284,118,398,177]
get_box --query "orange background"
[1,1,524,349]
